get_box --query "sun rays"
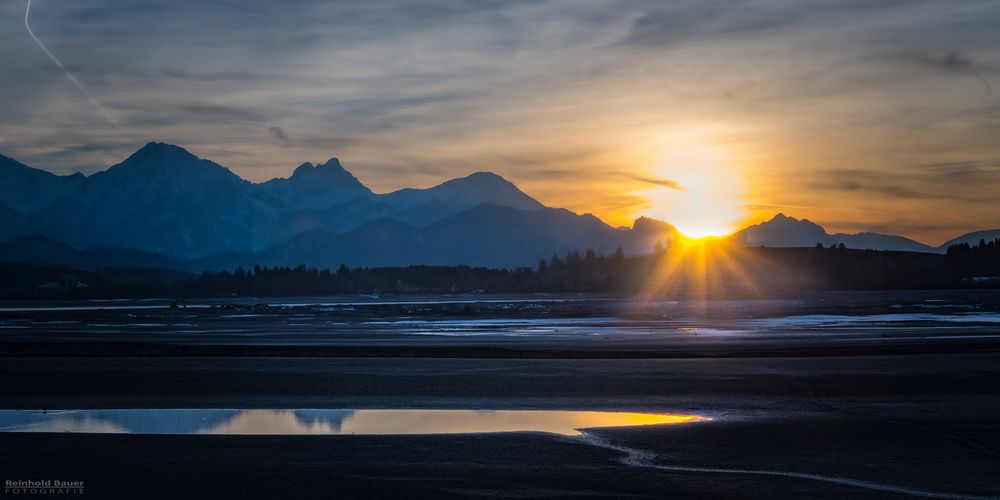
[636,235,773,304]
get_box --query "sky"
[0,0,998,244]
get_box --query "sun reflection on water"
[0,409,707,436]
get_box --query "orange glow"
[637,236,775,302]
[639,145,747,238]
[201,410,705,436]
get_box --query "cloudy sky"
[1,0,998,243]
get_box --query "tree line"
[185,247,631,297]
[2,242,999,300]
[946,237,1000,280]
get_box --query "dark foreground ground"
[1,354,999,499]
[1,292,999,499]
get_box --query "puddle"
[0,409,704,436]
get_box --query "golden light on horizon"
[639,145,747,238]
[637,236,766,303]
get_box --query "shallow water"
[0,409,704,436]
[753,312,1000,327]
[3,292,1000,352]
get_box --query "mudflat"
[1,354,998,499]
[1,291,998,499]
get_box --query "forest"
[1,239,998,300]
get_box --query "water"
[3,292,999,351]
[753,312,1000,327]
[0,409,705,436]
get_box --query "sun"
[639,145,746,238]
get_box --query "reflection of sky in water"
[0,410,703,436]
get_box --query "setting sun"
[638,146,747,238]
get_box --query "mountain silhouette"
[734,214,835,248]
[831,232,935,253]
[0,142,994,269]
[734,213,938,253]
[938,229,1000,250]
[259,158,374,210]
[0,143,564,259]
[0,153,84,213]
[34,142,260,258]
[381,172,543,226]
[0,235,184,271]
[0,201,43,241]
[195,204,659,270]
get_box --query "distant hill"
[0,202,47,242]
[194,204,673,270]
[0,235,185,271]
[0,154,84,213]
[734,214,940,253]
[938,229,1000,250]
[418,204,627,268]
[832,232,935,253]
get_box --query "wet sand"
[1,354,999,499]
[2,291,1000,359]
[1,291,999,498]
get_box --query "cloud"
[177,103,262,120]
[621,3,797,47]
[627,174,686,191]
[105,101,266,125]
[164,69,266,82]
[915,50,992,96]
[810,166,1000,202]
[916,160,1000,179]
[268,126,291,145]
[2,0,1000,240]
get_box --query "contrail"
[24,0,119,127]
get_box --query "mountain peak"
[263,156,372,209]
[437,171,523,192]
[316,157,344,171]
[445,171,517,189]
[424,171,543,210]
[115,142,208,170]
[379,170,544,226]
[99,141,247,190]
[632,216,677,234]
[129,141,200,162]
[735,213,939,252]
[735,213,833,247]
[764,212,822,227]
[291,162,315,177]
[290,157,352,179]
[464,171,504,181]
[138,141,184,152]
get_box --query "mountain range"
[0,142,678,269]
[734,214,999,253]
[0,142,994,271]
